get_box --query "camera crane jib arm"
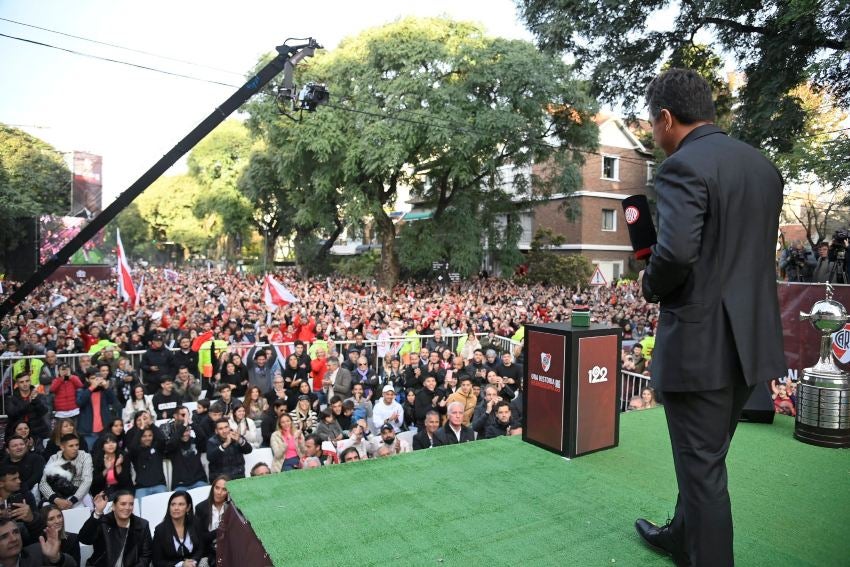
[0,39,322,320]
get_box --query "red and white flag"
[116,228,137,307]
[262,275,298,311]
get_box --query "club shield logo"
[541,352,552,372]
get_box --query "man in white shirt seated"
[371,384,404,433]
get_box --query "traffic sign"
[589,265,607,286]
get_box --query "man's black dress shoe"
[634,518,690,567]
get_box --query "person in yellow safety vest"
[511,326,525,345]
[639,332,655,360]
[398,326,421,366]
[308,336,329,360]
[11,346,45,388]
[198,337,229,379]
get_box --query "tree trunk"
[374,208,399,289]
[264,232,276,273]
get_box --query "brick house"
[487,114,657,282]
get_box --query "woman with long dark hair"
[90,432,133,499]
[123,384,153,424]
[90,418,126,455]
[281,354,307,392]
[152,491,205,566]
[228,353,250,397]
[194,475,229,565]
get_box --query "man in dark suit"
[634,69,785,567]
[433,401,475,446]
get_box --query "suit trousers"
[662,373,754,567]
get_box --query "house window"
[646,161,655,185]
[602,156,619,180]
[602,209,616,231]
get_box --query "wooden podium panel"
[523,323,621,458]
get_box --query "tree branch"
[700,17,846,51]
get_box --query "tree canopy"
[517,0,850,154]
[0,125,70,275]
[245,17,598,286]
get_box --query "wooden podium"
[522,323,621,458]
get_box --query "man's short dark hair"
[329,395,343,405]
[458,375,473,385]
[339,447,360,462]
[250,462,271,476]
[0,463,19,479]
[216,383,231,393]
[60,433,79,444]
[214,418,230,427]
[494,401,511,413]
[304,434,321,446]
[197,399,211,410]
[646,68,716,124]
[209,403,226,414]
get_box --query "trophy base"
[794,421,850,449]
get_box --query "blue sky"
[0,0,536,203]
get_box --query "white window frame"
[602,208,616,232]
[601,155,620,181]
[646,161,655,185]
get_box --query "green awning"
[402,210,434,221]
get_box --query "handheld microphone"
[621,195,656,261]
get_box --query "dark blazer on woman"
[195,498,227,563]
[152,519,205,566]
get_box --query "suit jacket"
[433,423,475,446]
[642,124,785,391]
[327,367,353,398]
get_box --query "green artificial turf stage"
[227,409,849,566]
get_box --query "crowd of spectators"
[0,268,666,565]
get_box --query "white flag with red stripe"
[263,275,298,311]
[116,228,137,307]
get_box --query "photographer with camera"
[779,240,816,282]
[826,229,850,283]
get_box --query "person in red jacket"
[50,363,84,421]
[310,346,328,404]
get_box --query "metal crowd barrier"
[620,370,653,412]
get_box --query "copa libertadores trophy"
[797,283,850,448]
